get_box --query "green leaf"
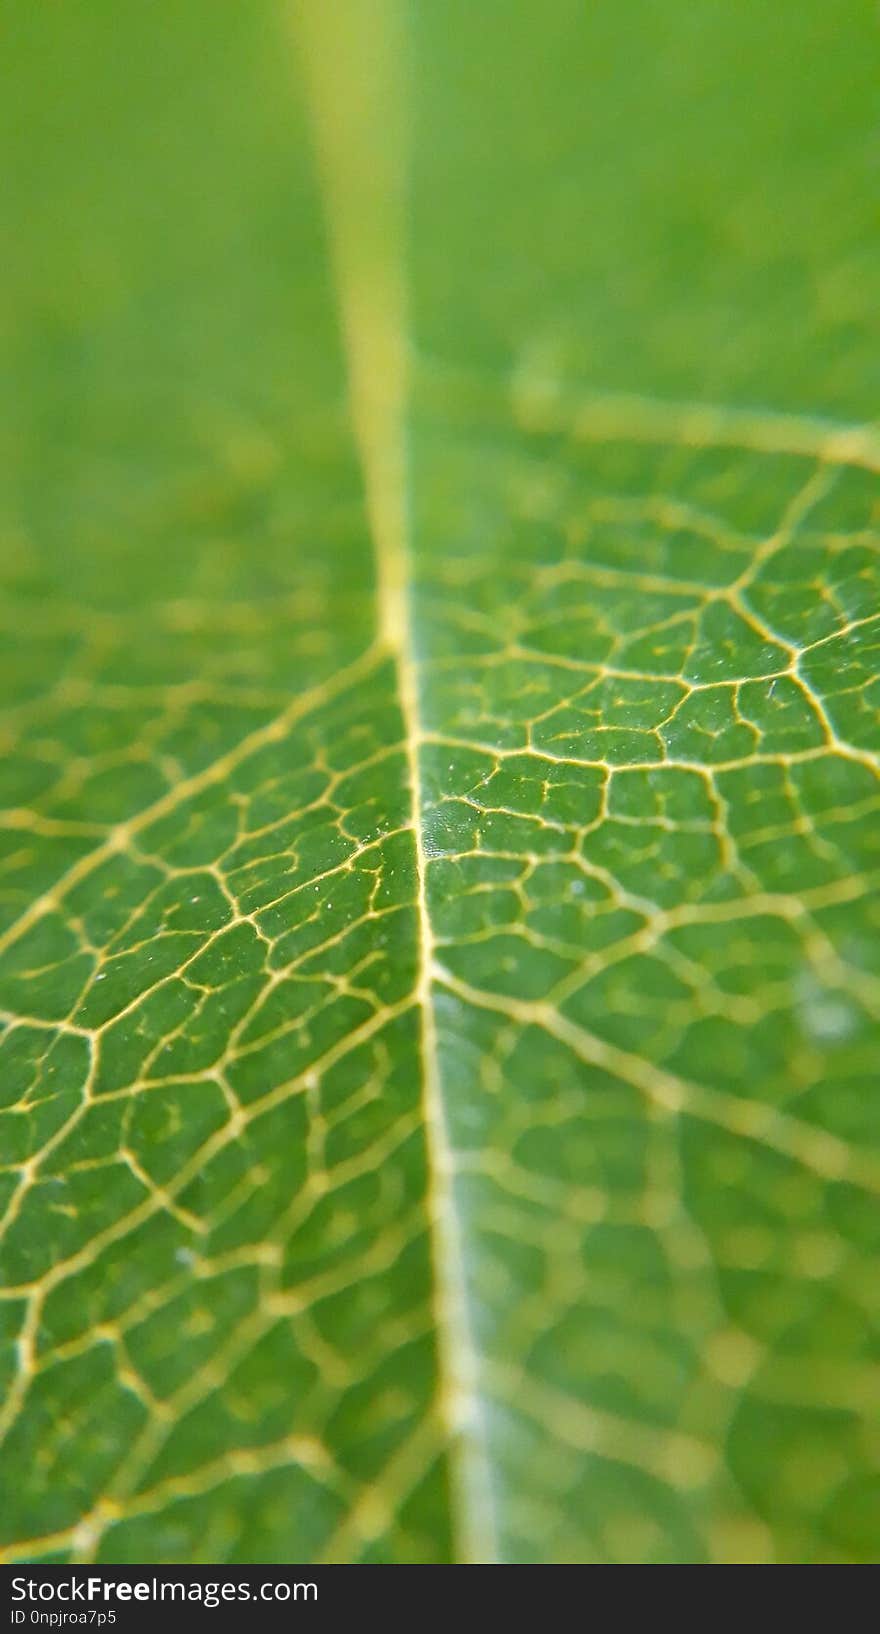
[1,0,878,1565]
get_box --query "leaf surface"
[1,0,878,1565]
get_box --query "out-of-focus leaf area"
[0,0,878,1565]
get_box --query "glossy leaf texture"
[1,0,878,1565]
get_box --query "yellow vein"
[435,967,880,1195]
[0,639,384,960]
[423,352,880,474]
[295,0,498,1564]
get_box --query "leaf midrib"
[295,0,496,1563]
